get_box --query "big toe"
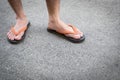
[65,34,80,39]
[14,32,24,40]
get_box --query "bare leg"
[7,0,28,40]
[46,0,83,39]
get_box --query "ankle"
[16,15,28,21]
[48,20,61,28]
[49,15,61,22]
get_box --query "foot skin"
[7,17,28,40]
[48,20,83,39]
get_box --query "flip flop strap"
[54,24,79,35]
[11,26,27,36]
[66,24,80,35]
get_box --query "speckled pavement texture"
[0,0,120,80]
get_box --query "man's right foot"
[7,17,29,41]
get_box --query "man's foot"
[48,20,83,39]
[7,17,29,41]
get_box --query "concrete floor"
[0,0,120,80]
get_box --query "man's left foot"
[47,20,85,43]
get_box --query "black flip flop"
[7,22,30,44]
[47,27,85,43]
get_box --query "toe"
[15,36,21,40]
[65,34,81,39]
[8,31,15,40]
[79,32,83,37]
[8,32,12,40]
[7,31,10,36]
[10,33,15,40]
[15,32,24,40]
[7,30,11,37]
[74,34,81,39]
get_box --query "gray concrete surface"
[0,0,120,80]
